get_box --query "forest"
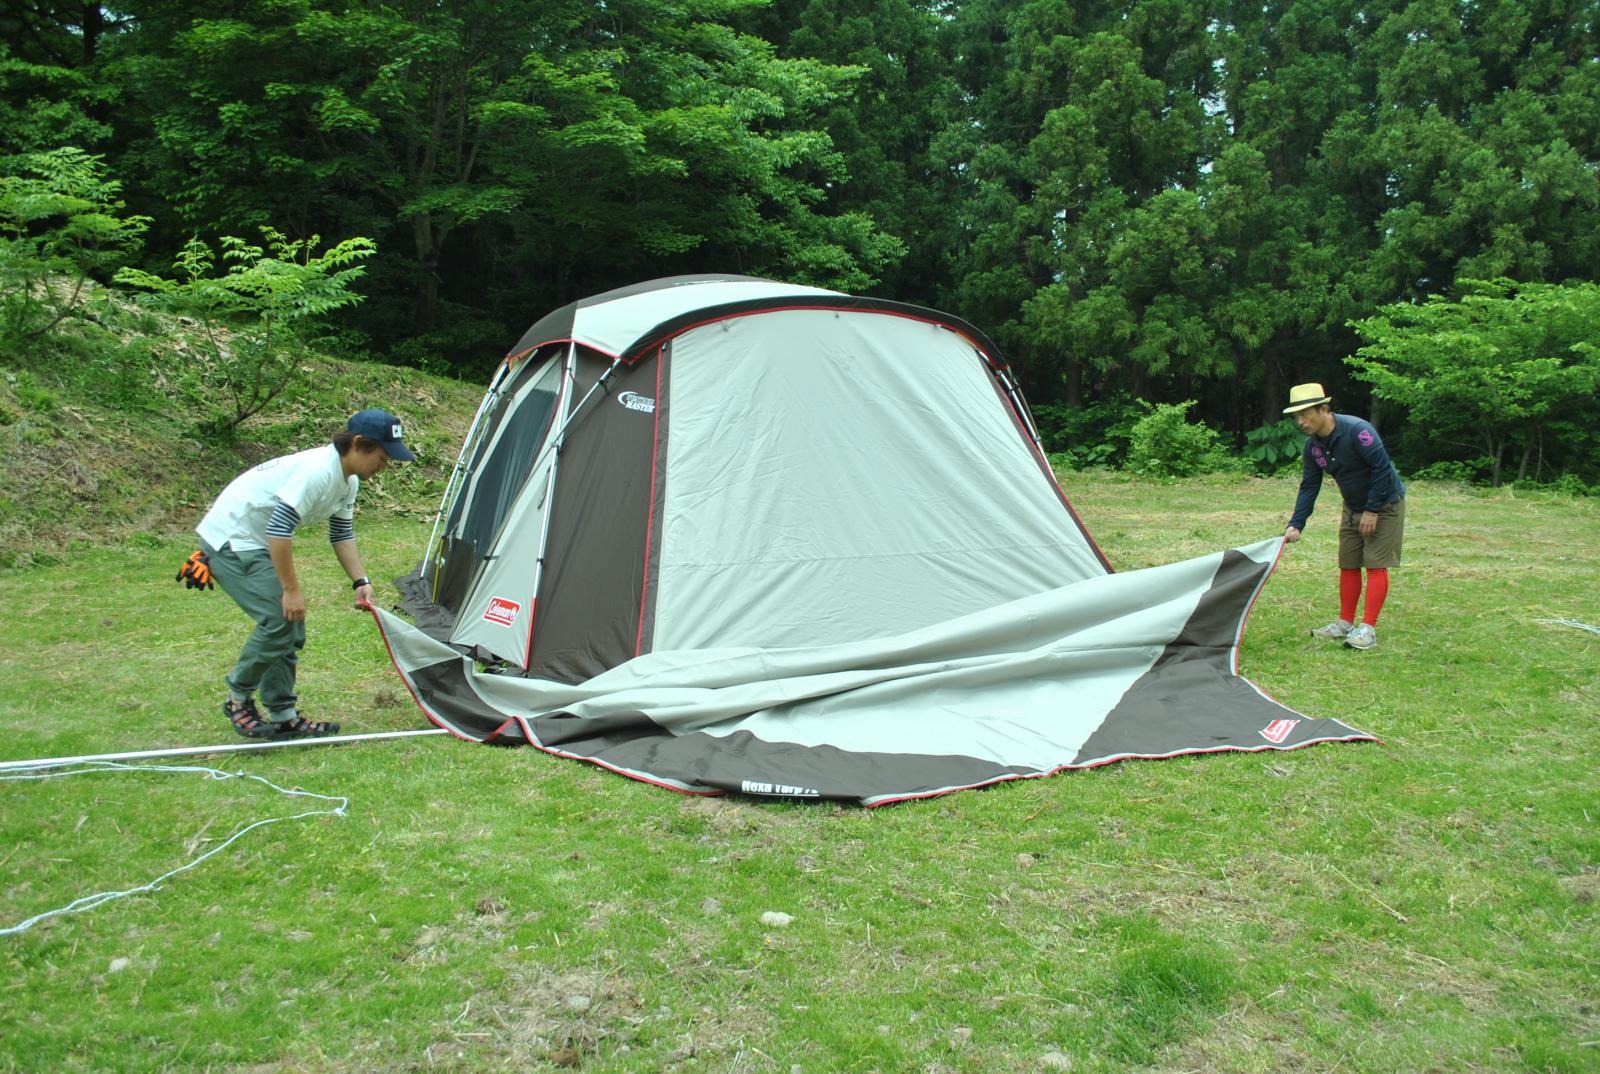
[3,0,1599,483]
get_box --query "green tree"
[951,1,1221,402]
[104,0,898,367]
[0,146,148,355]
[1206,0,1379,425]
[739,0,957,300]
[1355,0,1600,303]
[115,228,376,437]
[1347,278,1600,485]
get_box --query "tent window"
[457,355,564,559]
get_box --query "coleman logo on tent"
[483,597,521,627]
[617,391,656,414]
[1259,718,1299,744]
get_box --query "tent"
[378,275,1371,805]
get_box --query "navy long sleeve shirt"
[1289,414,1405,531]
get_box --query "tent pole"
[0,729,449,773]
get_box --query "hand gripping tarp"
[374,537,1372,806]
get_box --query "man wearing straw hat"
[1282,384,1406,651]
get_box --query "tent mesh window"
[433,346,565,611]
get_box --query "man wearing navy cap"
[192,409,415,738]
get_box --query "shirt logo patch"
[483,597,520,627]
[1311,446,1328,469]
[1358,429,1375,446]
[618,391,656,414]
[1260,718,1300,744]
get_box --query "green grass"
[2,472,1598,1073]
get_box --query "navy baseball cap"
[348,408,416,460]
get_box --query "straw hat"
[1282,383,1332,414]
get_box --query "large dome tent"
[377,275,1370,805]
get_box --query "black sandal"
[272,715,341,738]
[223,698,272,739]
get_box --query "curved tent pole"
[419,361,512,585]
[995,367,1042,446]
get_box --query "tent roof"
[506,274,1010,369]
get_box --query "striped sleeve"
[265,499,302,539]
[328,515,355,544]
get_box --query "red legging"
[1340,568,1389,626]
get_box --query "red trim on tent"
[508,336,622,365]
[635,347,665,657]
[511,306,1002,372]
[627,304,993,365]
[983,372,1116,574]
[862,734,1382,807]
[367,608,488,745]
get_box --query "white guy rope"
[0,727,447,773]
[1534,618,1600,635]
[0,761,348,937]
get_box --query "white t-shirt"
[197,444,358,552]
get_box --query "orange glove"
[176,550,215,590]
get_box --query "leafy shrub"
[1243,419,1305,475]
[1410,459,1490,483]
[0,148,149,359]
[116,229,376,439]
[1126,400,1232,478]
[1511,472,1596,497]
[1547,473,1595,497]
[1033,397,1142,469]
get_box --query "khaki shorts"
[1339,497,1405,569]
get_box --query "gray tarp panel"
[375,537,1373,806]
[525,351,663,682]
[652,310,1107,651]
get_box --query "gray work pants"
[201,541,304,720]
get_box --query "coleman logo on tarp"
[740,779,821,797]
[618,391,656,414]
[483,597,520,627]
[1259,718,1299,744]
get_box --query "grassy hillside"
[0,301,486,567]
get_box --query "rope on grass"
[1534,618,1600,635]
[0,760,347,938]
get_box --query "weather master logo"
[617,391,656,414]
[1259,718,1299,744]
[483,597,520,627]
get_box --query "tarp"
[376,537,1372,806]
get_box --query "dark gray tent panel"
[387,276,1371,804]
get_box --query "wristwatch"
[352,576,371,590]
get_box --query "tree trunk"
[1260,340,1283,425]
[1064,359,1082,407]
[412,215,439,333]
[82,4,104,62]
[1486,434,1505,486]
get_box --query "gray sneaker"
[1344,623,1377,650]
[1311,619,1353,640]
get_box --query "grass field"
[1,472,1597,1073]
